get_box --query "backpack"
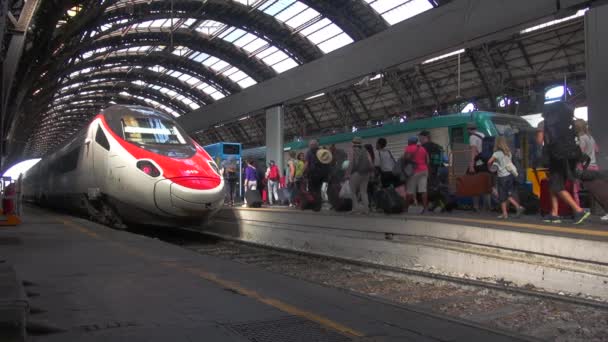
[472,133,495,163]
[353,148,373,174]
[424,142,443,167]
[543,102,582,161]
[268,165,279,181]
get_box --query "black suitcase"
[375,188,404,214]
[580,172,608,214]
[278,188,291,205]
[245,190,262,208]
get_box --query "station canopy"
[5,0,587,160]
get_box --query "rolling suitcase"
[539,178,574,217]
[580,171,608,214]
[245,190,262,208]
[456,173,492,197]
[278,188,291,205]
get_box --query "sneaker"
[601,214,608,222]
[497,215,508,219]
[515,207,525,218]
[241,204,248,208]
[573,210,591,225]
[543,215,561,224]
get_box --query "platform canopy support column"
[265,105,285,176]
[586,4,608,168]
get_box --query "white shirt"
[469,131,484,166]
[578,134,597,167]
[375,149,395,172]
[491,150,512,177]
[469,131,484,154]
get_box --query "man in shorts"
[404,136,429,213]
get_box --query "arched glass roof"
[25,0,441,156]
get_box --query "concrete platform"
[208,207,608,300]
[0,207,529,341]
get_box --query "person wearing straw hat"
[346,137,374,214]
[304,140,332,211]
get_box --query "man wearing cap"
[467,122,492,211]
[347,137,374,214]
[404,136,429,212]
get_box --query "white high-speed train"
[22,105,225,227]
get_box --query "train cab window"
[450,127,465,144]
[121,116,187,145]
[95,126,110,151]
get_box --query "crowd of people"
[221,102,605,224]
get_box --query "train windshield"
[121,117,187,145]
[491,116,531,135]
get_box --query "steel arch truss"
[101,0,324,64]
[52,67,215,107]
[299,0,388,40]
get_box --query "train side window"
[451,127,465,144]
[95,126,110,151]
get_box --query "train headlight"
[137,160,161,177]
[208,161,220,176]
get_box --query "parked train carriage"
[23,105,225,228]
[243,111,535,184]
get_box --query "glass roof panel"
[222,28,248,43]
[262,0,296,16]
[306,23,343,44]
[298,18,332,36]
[364,0,433,25]
[317,33,354,53]
[272,58,299,73]
[210,92,226,100]
[237,77,257,89]
[274,1,307,22]
[262,50,289,66]
[233,33,260,48]
[195,20,225,35]
[242,38,269,53]
[285,7,320,29]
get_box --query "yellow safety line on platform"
[164,262,364,338]
[413,216,608,238]
[58,217,364,339]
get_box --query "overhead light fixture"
[422,49,465,64]
[520,8,588,34]
[305,93,325,101]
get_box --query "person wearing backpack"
[487,136,526,219]
[542,102,590,224]
[467,122,493,211]
[404,136,430,213]
[265,160,281,206]
[375,138,396,188]
[347,137,374,214]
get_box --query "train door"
[92,124,111,192]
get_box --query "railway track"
[130,226,608,342]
